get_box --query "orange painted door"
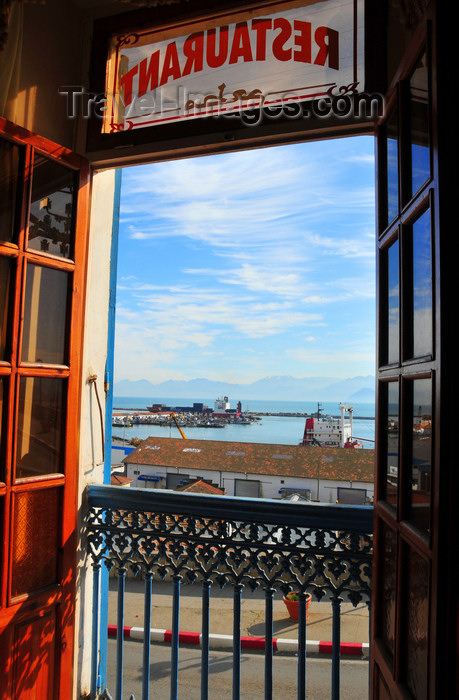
[0,118,89,699]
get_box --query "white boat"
[300,403,363,448]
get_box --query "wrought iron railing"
[86,484,373,700]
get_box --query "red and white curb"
[107,626,369,658]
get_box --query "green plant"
[286,591,299,601]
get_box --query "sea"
[112,397,376,449]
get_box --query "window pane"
[386,381,399,506]
[387,239,399,364]
[412,210,432,358]
[404,547,429,700]
[11,488,60,596]
[0,256,13,361]
[0,378,5,482]
[0,137,21,244]
[15,377,65,479]
[410,52,430,196]
[0,496,3,604]
[385,108,399,225]
[381,523,397,659]
[21,264,70,365]
[411,377,431,534]
[27,155,76,259]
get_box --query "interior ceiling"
[70,0,186,7]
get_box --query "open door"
[0,119,89,699]
[372,4,456,698]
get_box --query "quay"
[113,408,375,420]
[246,412,374,420]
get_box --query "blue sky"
[115,135,375,384]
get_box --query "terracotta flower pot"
[282,592,312,621]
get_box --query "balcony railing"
[86,484,373,700]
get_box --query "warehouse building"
[123,436,375,505]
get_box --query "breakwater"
[113,408,374,420]
[245,412,374,419]
[112,413,375,448]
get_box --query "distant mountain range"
[114,375,376,403]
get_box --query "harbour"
[112,397,376,448]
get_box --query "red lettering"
[272,18,292,62]
[229,22,253,64]
[119,64,138,106]
[182,32,204,76]
[293,20,311,63]
[160,42,182,85]
[251,18,272,61]
[206,26,229,68]
[314,26,339,69]
[138,52,160,97]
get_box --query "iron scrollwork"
[86,487,372,605]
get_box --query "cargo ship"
[300,403,363,448]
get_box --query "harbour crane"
[170,412,187,439]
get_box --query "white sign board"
[103,0,364,133]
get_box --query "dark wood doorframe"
[371,3,456,697]
[0,117,90,699]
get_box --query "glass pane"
[386,381,399,505]
[0,378,5,482]
[15,377,65,479]
[27,154,76,259]
[0,496,3,605]
[21,264,69,364]
[11,488,60,597]
[405,547,429,700]
[411,377,432,534]
[412,210,432,358]
[381,524,397,658]
[387,239,399,364]
[0,256,13,361]
[410,52,430,196]
[385,108,399,225]
[0,137,21,244]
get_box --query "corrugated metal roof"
[124,437,374,482]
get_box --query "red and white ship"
[301,403,363,448]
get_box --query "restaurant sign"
[103,0,364,133]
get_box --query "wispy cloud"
[115,137,376,383]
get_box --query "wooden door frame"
[0,117,90,699]
[370,3,457,696]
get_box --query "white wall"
[111,443,135,465]
[125,462,374,504]
[75,168,117,697]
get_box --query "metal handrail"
[86,484,373,700]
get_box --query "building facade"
[124,436,375,503]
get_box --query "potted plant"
[282,591,312,621]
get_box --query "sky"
[114,135,375,385]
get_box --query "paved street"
[108,576,370,646]
[105,577,370,697]
[107,639,369,699]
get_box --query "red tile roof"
[174,477,226,495]
[111,474,133,486]
[124,437,374,483]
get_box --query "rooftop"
[110,473,134,487]
[174,477,226,495]
[124,437,375,483]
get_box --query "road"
[106,638,369,699]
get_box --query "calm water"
[112,397,375,448]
